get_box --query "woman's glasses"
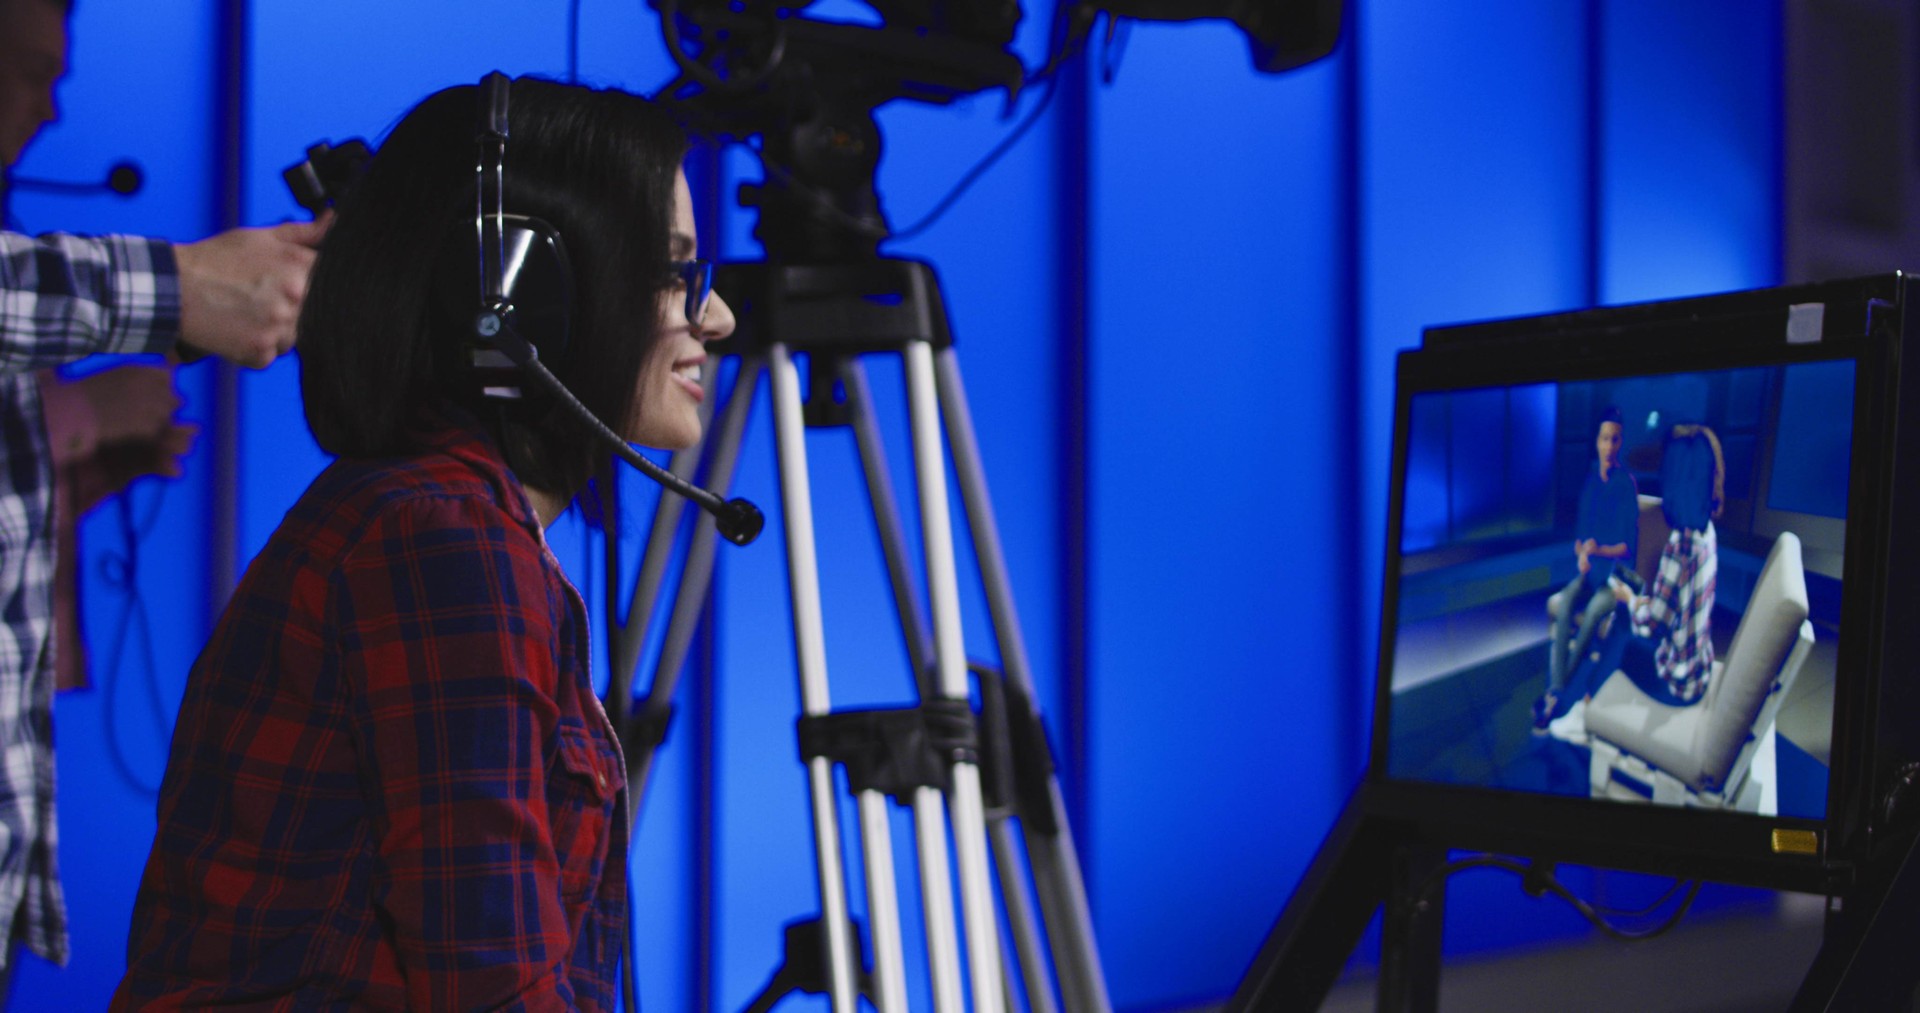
[671,259,716,328]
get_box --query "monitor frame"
[1365,273,1916,896]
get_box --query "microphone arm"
[8,160,144,196]
[480,312,764,546]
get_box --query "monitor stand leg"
[1226,782,1443,1012]
[1378,843,1446,1013]
[1792,828,1920,1012]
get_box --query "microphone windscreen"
[107,161,144,195]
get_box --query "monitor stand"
[1793,822,1920,1011]
[1224,781,1920,1012]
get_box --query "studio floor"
[1184,894,1864,1012]
[1384,595,1834,817]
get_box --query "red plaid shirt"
[114,411,628,1011]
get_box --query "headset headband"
[477,71,512,317]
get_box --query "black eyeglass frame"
[672,259,715,328]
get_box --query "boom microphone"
[479,313,765,546]
[9,159,144,196]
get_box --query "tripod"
[601,256,1110,1012]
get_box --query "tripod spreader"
[799,697,978,801]
[794,661,1064,836]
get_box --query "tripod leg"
[626,358,764,808]
[905,339,1006,1013]
[915,784,968,1013]
[609,354,750,1013]
[841,358,935,691]
[936,348,1113,1012]
[990,817,1057,1013]
[858,790,911,1013]
[609,364,713,694]
[769,341,859,1013]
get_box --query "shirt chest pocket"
[549,726,624,903]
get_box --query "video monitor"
[1367,275,1915,882]
[1384,360,1848,818]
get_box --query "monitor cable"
[1403,854,1704,943]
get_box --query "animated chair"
[1584,531,1814,811]
[1545,494,1672,640]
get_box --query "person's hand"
[173,216,330,368]
[1611,581,1635,605]
[71,420,198,514]
[1576,543,1591,574]
[72,363,181,446]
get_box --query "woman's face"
[628,168,735,449]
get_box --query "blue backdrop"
[7,1,1781,1009]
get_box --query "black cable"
[568,0,584,83]
[1591,876,1692,919]
[884,70,1060,243]
[1405,854,1704,943]
[97,476,171,798]
[1099,15,1132,84]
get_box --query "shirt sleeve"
[0,232,180,371]
[1631,533,1689,637]
[336,495,585,1012]
[1574,471,1596,542]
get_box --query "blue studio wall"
[7,1,1782,1010]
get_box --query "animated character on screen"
[1604,424,1723,705]
[1533,406,1642,732]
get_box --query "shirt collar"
[408,403,547,534]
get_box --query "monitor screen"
[1382,360,1852,821]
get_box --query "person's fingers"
[158,422,198,456]
[275,215,332,248]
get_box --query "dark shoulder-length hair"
[1659,423,1725,532]
[299,76,687,494]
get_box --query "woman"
[1608,423,1723,705]
[113,77,732,1010]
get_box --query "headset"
[456,71,762,546]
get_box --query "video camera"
[651,0,1342,260]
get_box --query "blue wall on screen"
[13,1,1790,1010]
[1770,360,1856,519]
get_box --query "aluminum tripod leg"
[842,357,1055,1013]
[618,358,762,806]
[767,341,860,1013]
[904,340,1007,1013]
[840,359,934,688]
[610,330,1110,1012]
[937,349,1113,1013]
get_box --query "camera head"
[654,0,1342,262]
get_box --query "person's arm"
[172,219,327,367]
[0,233,179,370]
[1591,540,1630,560]
[1627,537,1691,635]
[1574,473,1601,571]
[339,495,600,1011]
[0,220,327,374]
[1592,480,1639,563]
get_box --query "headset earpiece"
[447,71,576,399]
[442,71,764,544]
[437,212,574,397]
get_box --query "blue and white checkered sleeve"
[0,231,181,372]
